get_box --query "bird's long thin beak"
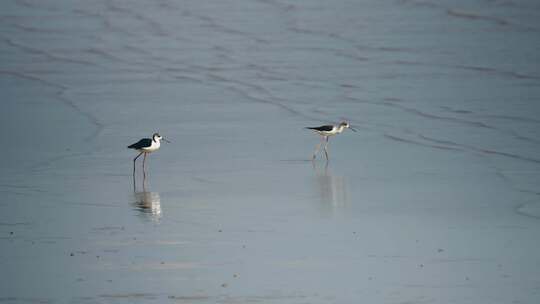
[163,138,171,143]
[350,127,357,132]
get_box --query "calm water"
[1,0,540,303]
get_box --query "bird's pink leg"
[323,136,330,161]
[133,152,143,177]
[142,153,148,180]
[312,136,326,160]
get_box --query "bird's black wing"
[307,125,334,132]
[128,138,152,149]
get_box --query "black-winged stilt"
[128,133,170,178]
[306,121,356,161]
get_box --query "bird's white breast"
[141,140,160,152]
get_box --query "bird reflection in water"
[312,161,349,217]
[132,191,162,222]
[131,167,161,221]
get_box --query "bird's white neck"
[150,139,161,150]
[336,125,346,133]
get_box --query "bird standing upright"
[128,133,170,179]
[306,121,356,161]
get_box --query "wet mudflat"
[1,0,540,303]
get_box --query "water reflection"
[312,161,349,217]
[132,191,162,222]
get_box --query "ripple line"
[419,134,540,164]
[447,9,510,26]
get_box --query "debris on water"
[221,283,228,288]
[465,276,469,281]
[70,252,74,257]
[9,231,13,235]
[419,264,424,268]
[218,229,222,232]
[437,248,444,253]
[160,261,165,264]
[233,274,238,278]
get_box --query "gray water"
[1,0,540,303]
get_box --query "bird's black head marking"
[152,133,162,142]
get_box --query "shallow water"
[1,0,540,303]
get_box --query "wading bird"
[128,133,170,179]
[306,121,356,161]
